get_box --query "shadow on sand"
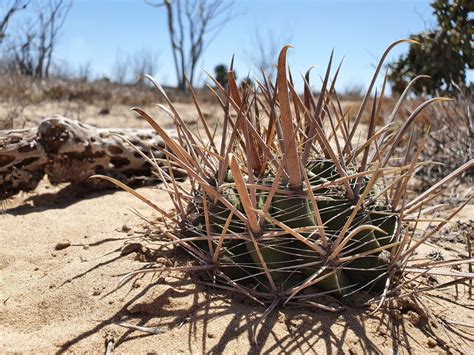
[3,182,143,216]
[54,260,437,354]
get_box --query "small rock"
[33,267,39,271]
[277,311,286,324]
[99,107,110,115]
[121,224,131,232]
[207,332,215,339]
[391,310,402,321]
[406,310,421,326]
[429,319,439,329]
[120,242,142,256]
[92,288,101,296]
[55,240,71,250]
[83,245,89,250]
[127,230,134,236]
[132,279,143,288]
[427,337,437,348]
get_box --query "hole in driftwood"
[110,157,130,168]
[18,157,39,167]
[108,145,123,155]
[18,144,36,153]
[0,155,15,167]
[138,134,152,140]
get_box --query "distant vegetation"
[1,0,471,102]
[0,0,72,79]
[214,64,230,87]
[388,0,473,96]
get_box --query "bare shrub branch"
[146,0,234,91]
[6,0,72,78]
[0,0,30,43]
[247,28,292,81]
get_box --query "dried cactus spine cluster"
[97,40,473,309]
[185,156,401,296]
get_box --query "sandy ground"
[0,99,221,130]
[1,102,473,353]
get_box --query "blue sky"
[52,0,441,90]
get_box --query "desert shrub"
[388,0,473,96]
[214,64,230,88]
[416,87,473,184]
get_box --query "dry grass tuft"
[416,88,473,185]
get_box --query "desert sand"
[0,102,473,354]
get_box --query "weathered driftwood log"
[0,115,186,199]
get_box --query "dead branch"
[0,116,186,199]
[0,0,30,43]
[146,0,234,91]
[8,0,72,78]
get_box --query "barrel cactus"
[97,40,473,310]
[183,156,400,297]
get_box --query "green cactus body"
[272,193,356,294]
[272,194,315,228]
[182,210,254,281]
[217,239,257,282]
[246,235,301,284]
[369,210,400,247]
[211,188,256,280]
[246,192,309,284]
[317,199,353,234]
[343,250,393,292]
[180,215,207,250]
[184,162,401,296]
[303,264,352,296]
[192,171,255,281]
[209,187,246,234]
[307,159,340,180]
[343,211,400,290]
[307,159,371,198]
[342,220,382,285]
